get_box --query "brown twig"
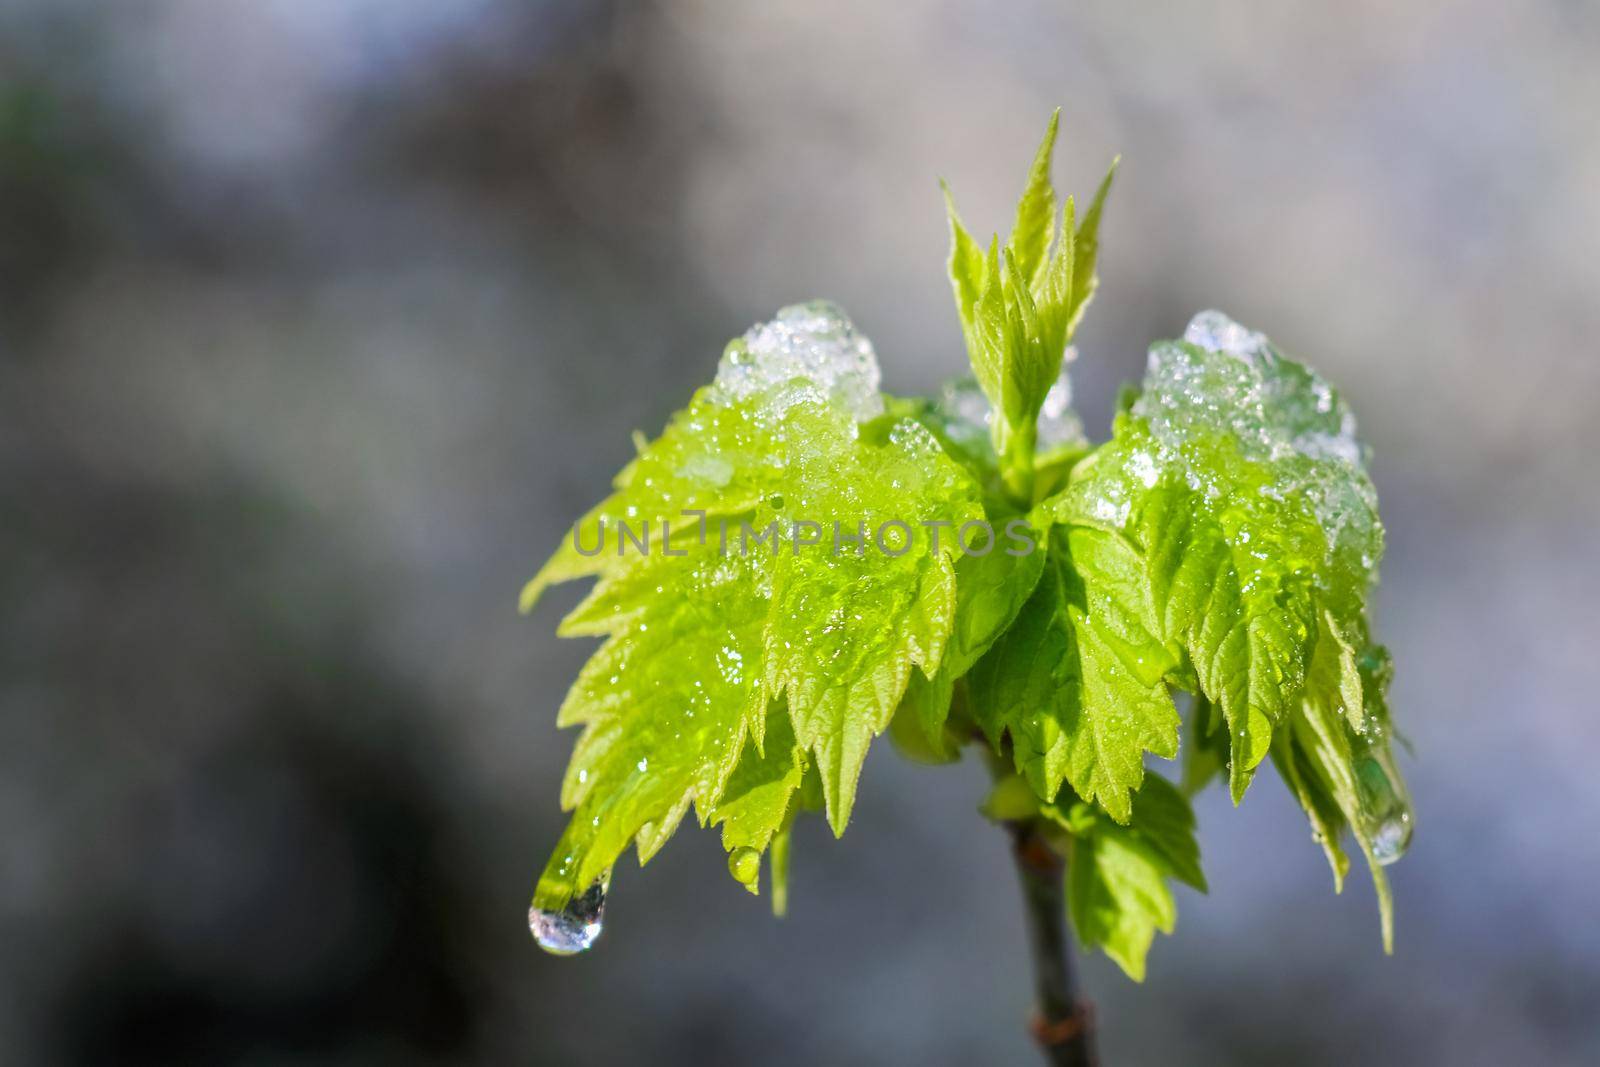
[1007,819,1098,1067]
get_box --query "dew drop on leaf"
[529,872,609,956]
[1367,807,1412,866]
[1352,740,1413,865]
[728,846,761,889]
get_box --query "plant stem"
[998,419,1037,505]
[1007,820,1098,1066]
[972,713,1098,1063]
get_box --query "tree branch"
[1006,819,1098,1067]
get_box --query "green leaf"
[1068,822,1173,982]
[763,404,983,834]
[888,667,961,764]
[942,183,987,345]
[1120,773,1207,893]
[713,733,821,911]
[1034,197,1078,381]
[1001,247,1055,428]
[529,368,985,908]
[1277,612,1410,951]
[534,540,769,912]
[946,530,1048,674]
[1008,108,1059,290]
[889,523,1048,760]
[1038,311,1407,949]
[967,527,1180,822]
[940,115,1117,494]
[1066,157,1117,335]
[1046,314,1384,802]
[1055,773,1204,980]
[968,237,1010,421]
[1271,718,1351,890]
[712,703,805,858]
[1138,480,1307,799]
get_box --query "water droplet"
[728,846,761,888]
[529,873,609,956]
[1367,806,1411,865]
[1352,741,1412,865]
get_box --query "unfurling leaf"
[942,116,1116,485]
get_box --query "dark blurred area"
[2,2,1597,1064]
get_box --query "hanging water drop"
[529,872,609,956]
[1367,804,1411,865]
[1352,737,1412,865]
[728,846,761,890]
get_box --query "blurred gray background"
[2,2,1596,1064]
